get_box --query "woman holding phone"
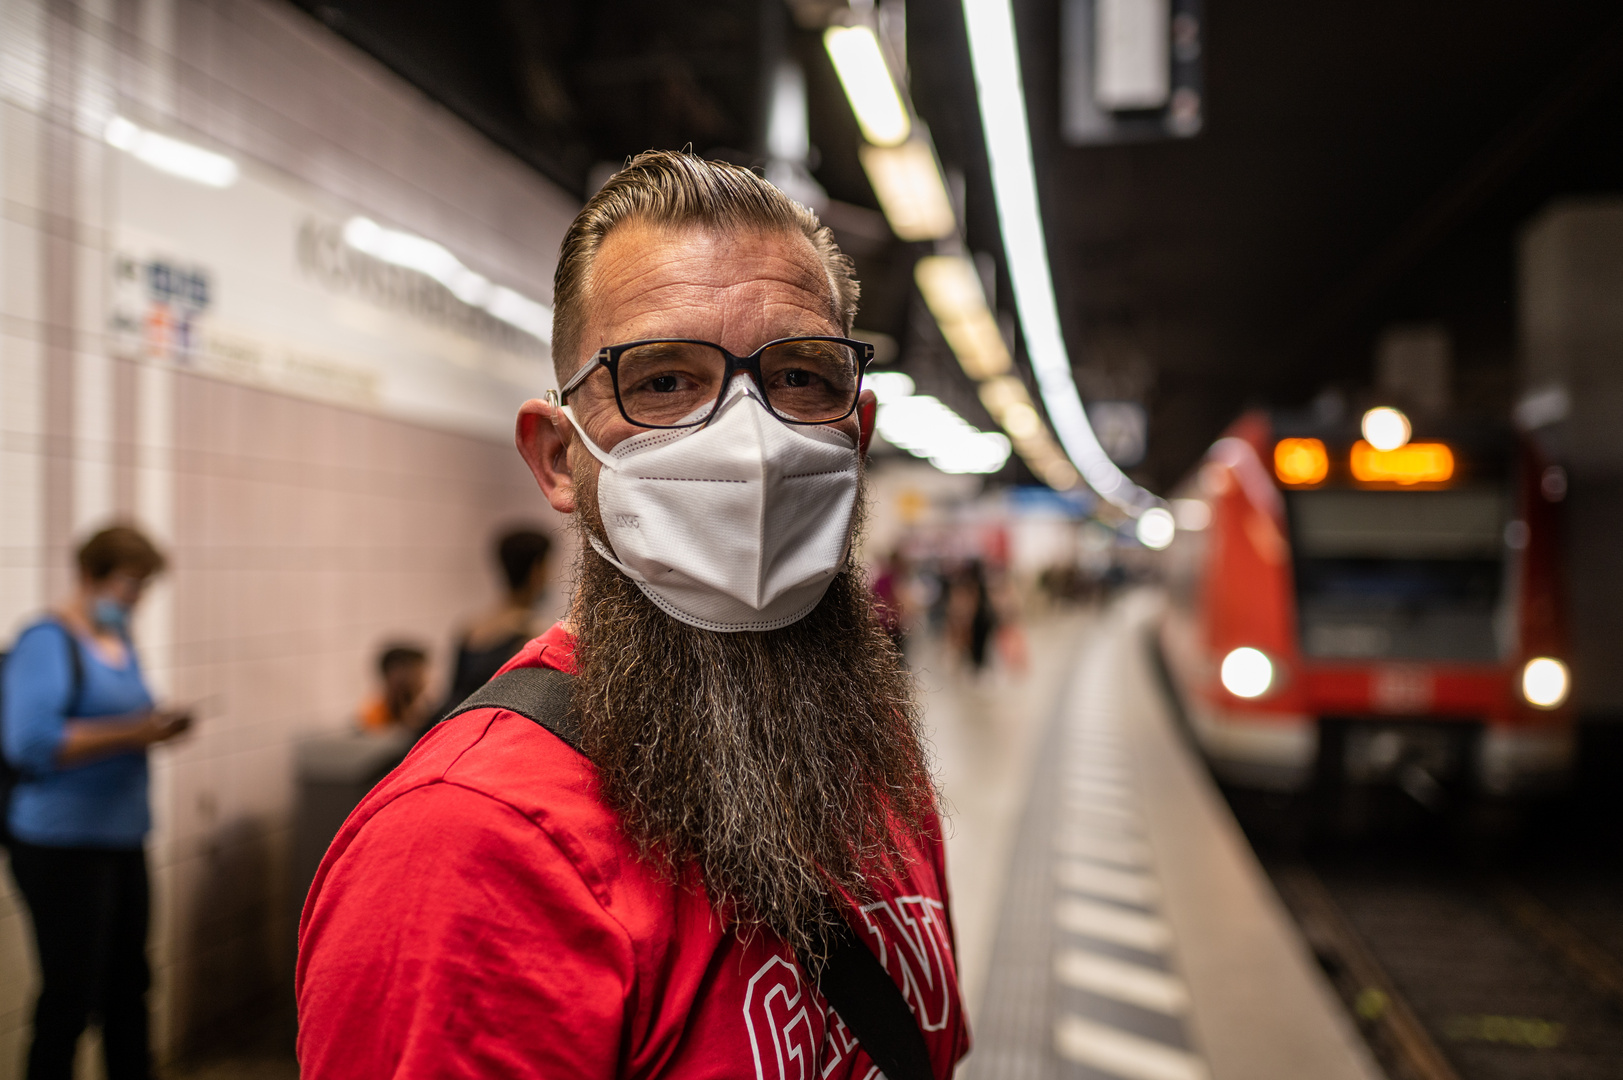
[2,524,191,1080]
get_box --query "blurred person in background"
[988,565,1028,676]
[298,151,966,1078]
[946,559,997,672]
[356,643,432,733]
[442,526,551,707]
[1,524,191,1080]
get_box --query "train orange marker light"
[1349,440,1454,485]
[1273,438,1329,486]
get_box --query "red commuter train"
[1159,409,1572,804]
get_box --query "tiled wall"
[0,0,578,1071]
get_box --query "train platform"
[924,593,1382,1080]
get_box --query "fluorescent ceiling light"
[877,395,1011,475]
[914,254,984,314]
[865,370,917,404]
[976,378,1040,440]
[868,371,1012,475]
[914,256,1011,378]
[824,25,912,147]
[343,217,552,345]
[1041,458,1081,489]
[1002,401,1042,439]
[484,286,553,344]
[960,0,1160,514]
[978,375,1033,416]
[915,267,1079,489]
[105,116,238,188]
[860,140,957,242]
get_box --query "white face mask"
[562,378,861,632]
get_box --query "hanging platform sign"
[1060,0,1206,146]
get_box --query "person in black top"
[443,528,551,709]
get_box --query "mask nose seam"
[703,372,770,427]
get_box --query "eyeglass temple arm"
[557,350,610,401]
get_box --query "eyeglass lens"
[615,340,860,426]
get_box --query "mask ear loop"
[547,396,618,469]
[543,388,648,581]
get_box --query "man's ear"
[516,399,576,515]
[857,389,878,460]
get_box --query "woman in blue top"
[3,525,191,1080]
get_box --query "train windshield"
[1285,489,1509,662]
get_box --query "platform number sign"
[110,252,213,365]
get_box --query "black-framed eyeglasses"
[555,336,874,429]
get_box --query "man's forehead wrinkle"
[606,252,827,302]
[584,227,841,348]
[604,285,838,346]
[601,221,832,292]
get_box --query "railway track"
[1269,856,1623,1080]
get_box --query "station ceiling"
[290,0,1623,491]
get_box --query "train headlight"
[1361,406,1411,451]
[1521,657,1570,709]
[1220,647,1274,699]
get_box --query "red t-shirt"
[296,624,970,1078]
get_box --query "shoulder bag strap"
[440,666,581,751]
[808,908,935,1080]
[39,618,87,719]
[439,666,934,1080]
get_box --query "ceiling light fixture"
[865,370,1012,474]
[864,370,917,404]
[822,9,1076,489]
[914,256,1011,378]
[877,394,1013,475]
[959,0,1162,515]
[824,25,912,147]
[105,116,239,189]
[343,217,552,345]
[859,140,957,242]
[913,257,1078,488]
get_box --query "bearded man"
[295,151,969,1078]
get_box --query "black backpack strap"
[442,665,934,1080]
[807,908,935,1080]
[440,666,581,753]
[53,620,85,718]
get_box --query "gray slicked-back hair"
[550,150,860,382]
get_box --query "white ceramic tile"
[1,218,44,328]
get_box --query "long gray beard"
[566,494,934,961]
